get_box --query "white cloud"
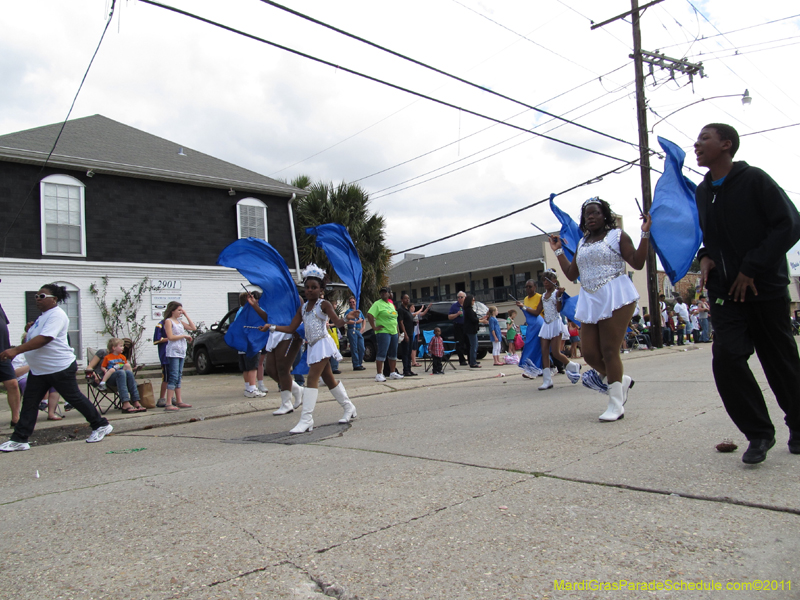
[1,0,798,260]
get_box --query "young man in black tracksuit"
[694,123,800,464]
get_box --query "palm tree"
[290,176,391,310]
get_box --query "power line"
[685,0,798,119]
[371,83,645,201]
[352,64,631,184]
[2,0,117,258]
[741,123,800,137]
[257,0,641,151]
[656,12,800,52]
[390,159,641,256]
[139,0,636,166]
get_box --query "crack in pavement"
[315,442,800,517]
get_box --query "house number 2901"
[152,280,181,290]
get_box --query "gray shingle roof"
[0,115,304,197]
[390,234,550,282]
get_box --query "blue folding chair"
[420,329,457,372]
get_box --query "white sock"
[246,385,256,392]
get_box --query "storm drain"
[225,422,351,445]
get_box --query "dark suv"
[417,300,492,360]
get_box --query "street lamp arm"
[649,91,750,133]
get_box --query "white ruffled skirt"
[539,319,563,340]
[306,334,342,365]
[575,275,640,324]
[265,331,292,353]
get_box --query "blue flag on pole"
[651,137,701,285]
[305,223,363,309]
[217,238,302,358]
[549,193,582,263]
[560,291,580,327]
[518,309,543,376]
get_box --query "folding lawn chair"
[421,330,458,372]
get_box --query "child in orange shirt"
[98,338,131,389]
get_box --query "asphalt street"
[1,346,798,600]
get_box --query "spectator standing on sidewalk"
[448,291,469,366]
[694,122,800,464]
[696,294,711,342]
[344,296,366,371]
[0,294,21,429]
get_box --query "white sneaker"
[375,374,386,382]
[0,440,31,452]
[244,389,266,398]
[389,372,404,380]
[86,424,113,443]
[98,382,107,390]
[257,381,268,393]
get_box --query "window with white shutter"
[236,198,268,240]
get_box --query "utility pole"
[592,0,704,348]
[630,0,662,347]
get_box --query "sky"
[2,0,800,272]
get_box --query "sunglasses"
[35,294,56,300]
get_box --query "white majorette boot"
[273,390,294,415]
[621,374,634,405]
[330,382,357,423]
[291,381,304,409]
[599,381,625,422]
[538,367,553,390]
[290,387,317,433]
[565,361,581,384]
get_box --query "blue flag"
[651,137,701,284]
[560,291,581,327]
[518,308,543,376]
[217,238,302,357]
[549,193,582,262]
[305,223,363,309]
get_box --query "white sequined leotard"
[574,229,639,324]
[301,299,342,364]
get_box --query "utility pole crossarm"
[590,0,664,30]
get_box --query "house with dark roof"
[390,222,651,317]
[389,235,550,307]
[0,115,306,364]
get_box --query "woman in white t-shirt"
[0,284,112,452]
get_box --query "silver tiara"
[301,263,326,281]
[582,197,602,209]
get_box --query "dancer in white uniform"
[261,265,356,433]
[550,197,651,421]
[537,269,581,391]
[245,292,305,415]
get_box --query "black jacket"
[463,304,480,335]
[696,161,800,302]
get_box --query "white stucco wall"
[0,258,252,366]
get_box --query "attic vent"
[177,147,187,156]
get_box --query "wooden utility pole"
[630,0,663,347]
[593,0,702,348]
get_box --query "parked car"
[193,306,377,376]
[192,308,240,375]
[416,300,492,360]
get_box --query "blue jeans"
[113,369,140,403]
[167,356,184,390]
[347,329,365,368]
[12,361,108,443]
[700,317,711,342]
[376,332,398,362]
[467,333,478,365]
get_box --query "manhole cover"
[225,422,351,445]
